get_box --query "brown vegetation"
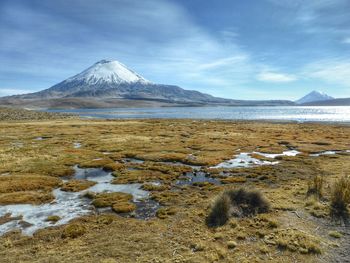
[0,119,349,262]
[206,188,270,227]
[330,175,350,220]
[61,179,96,192]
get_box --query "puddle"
[73,142,82,149]
[310,151,339,157]
[132,199,159,219]
[0,189,91,236]
[72,166,149,201]
[176,171,221,185]
[211,153,279,169]
[253,150,301,159]
[211,148,349,169]
[0,166,153,236]
[97,199,159,220]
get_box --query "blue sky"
[0,0,350,100]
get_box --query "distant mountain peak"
[296,90,334,104]
[66,60,151,85]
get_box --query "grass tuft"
[307,175,324,199]
[330,175,350,221]
[206,188,270,227]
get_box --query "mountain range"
[0,60,349,108]
[0,60,294,109]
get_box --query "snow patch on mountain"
[295,90,334,104]
[66,60,151,85]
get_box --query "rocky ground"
[0,119,349,262]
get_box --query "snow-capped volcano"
[66,60,151,85]
[295,90,334,104]
[10,59,224,103]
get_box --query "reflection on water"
[176,171,221,185]
[48,106,350,122]
[211,153,279,169]
[253,150,301,159]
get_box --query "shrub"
[307,175,324,199]
[206,188,270,227]
[225,188,270,216]
[330,176,350,221]
[206,194,231,227]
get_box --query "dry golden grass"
[0,119,348,262]
[112,202,136,213]
[0,175,61,193]
[0,191,54,205]
[90,192,133,209]
[61,179,96,192]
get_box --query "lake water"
[48,106,350,123]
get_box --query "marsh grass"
[206,188,270,227]
[307,175,324,199]
[91,192,133,208]
[61,179,96,192]
[0,119,349,262]
[61,223,86,239]
[330,175,350,221]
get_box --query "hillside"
[302,98,350,106]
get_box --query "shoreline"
[2,116,350,127]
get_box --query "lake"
[48,106,350,123]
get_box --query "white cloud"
[256,71,297,83]
[0,88,31,96]
[304,59,350,86]
[197,55,249,70]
